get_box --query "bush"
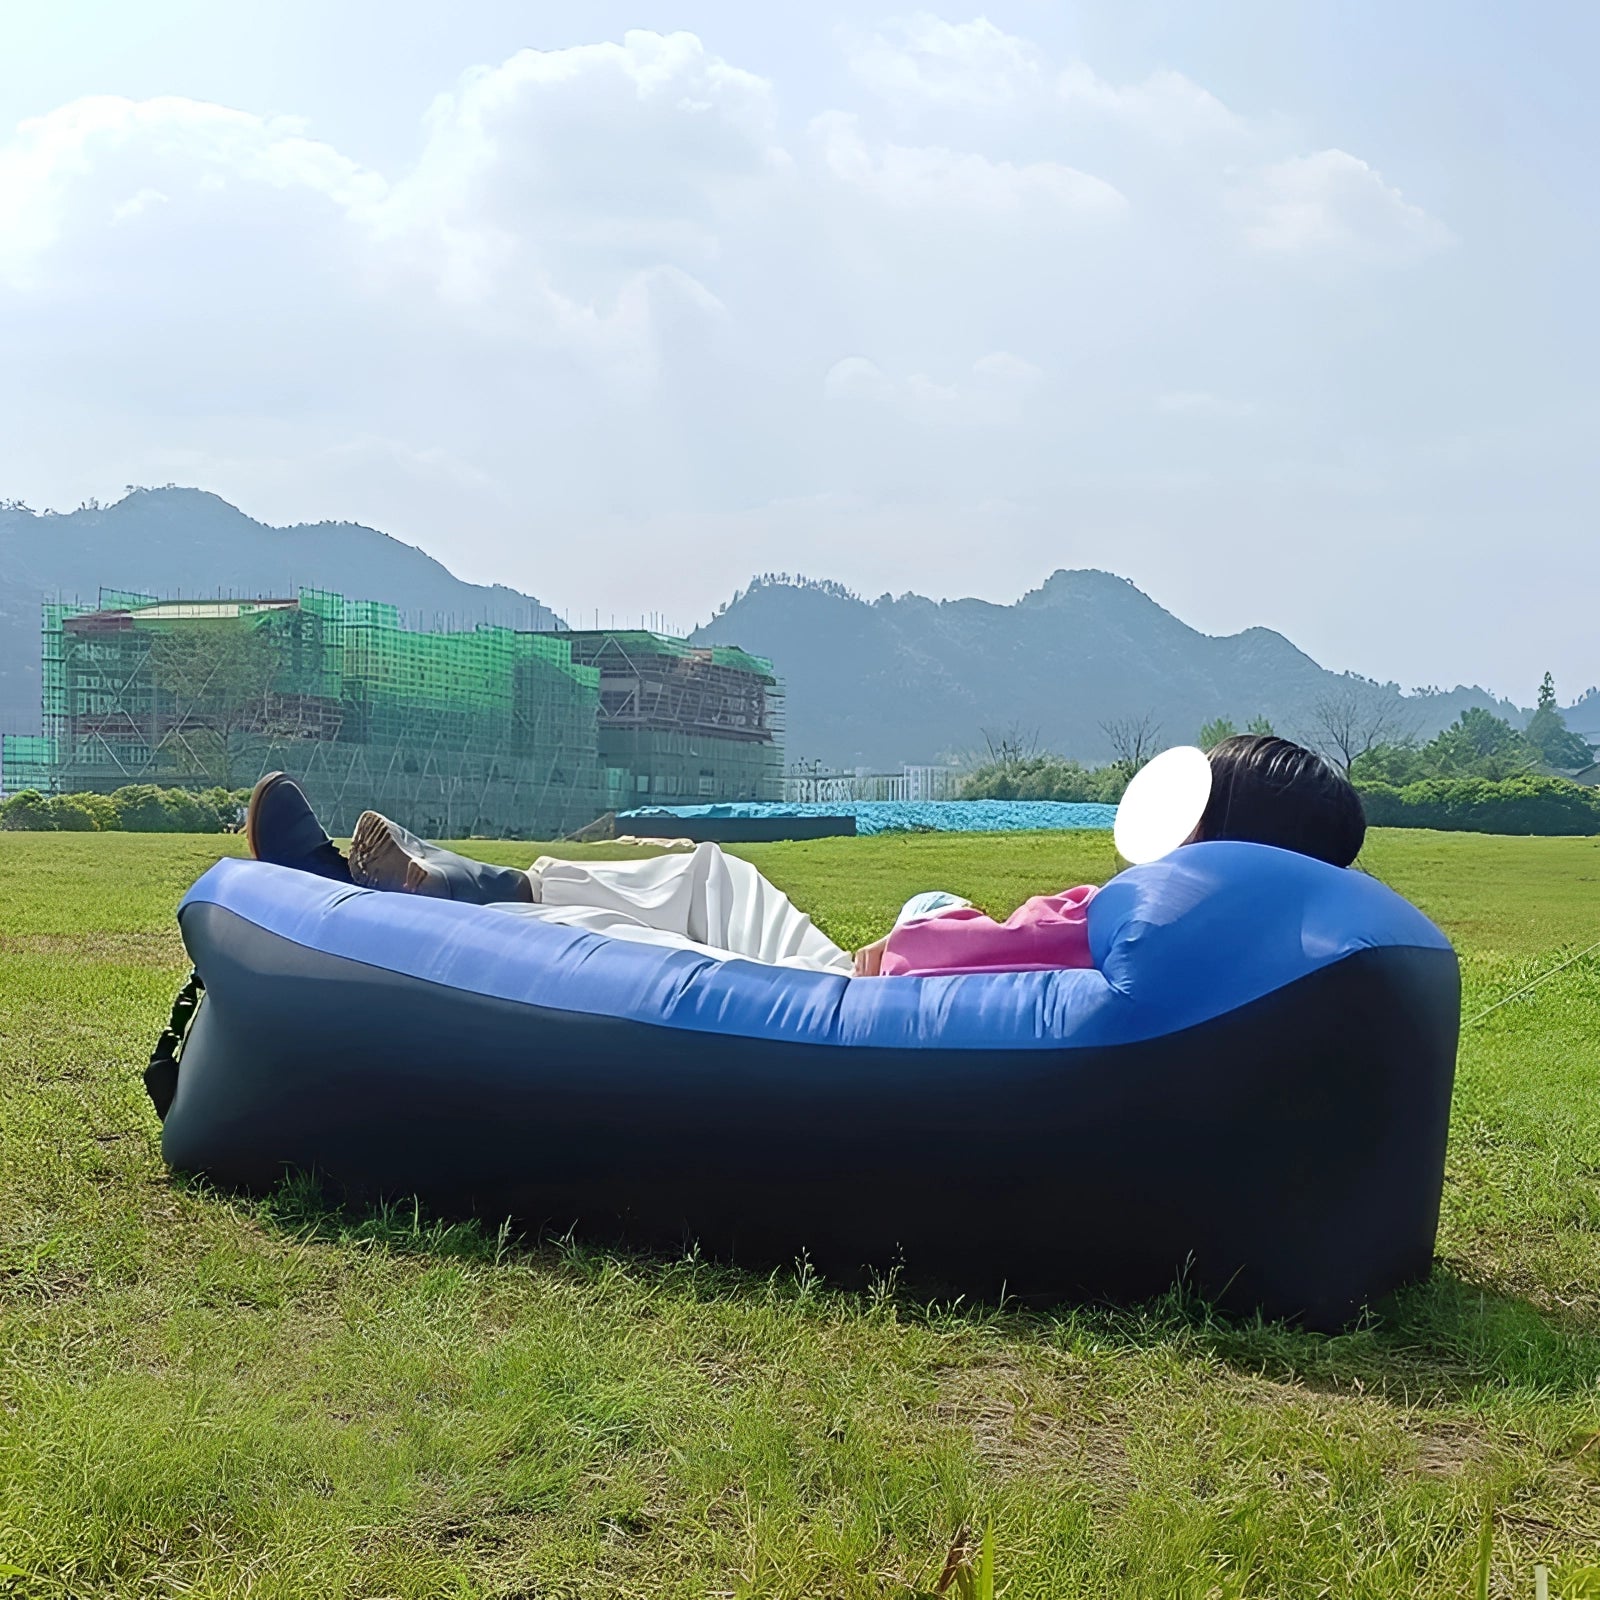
[71,792,123,830]
[0,785,240,832]
[46,794,104,831]
[960,755,1128,804]
[0,790,56,830]
[1358,774,1600,836]
[201,787,252,831]
[163,790,224,832]
[109,784,223,833]
[107,785,172,831]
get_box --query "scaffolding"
[2,598,785,834]
[2,588,607,837]
[562,631,784,803]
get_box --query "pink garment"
[879,884,1100,977]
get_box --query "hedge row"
[1356,774,1600,836]
[0,785,251,833]
[961,764,1600,837]
[5,774,1598,839]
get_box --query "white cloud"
[0,37,779,388]
[1056,62,1244,141]
[833,16,1447,272]
[823,356,895,402]
[386,32,781,256]
[812,110,1124,216]
[842,15,1044,108]
[0,94,382,288]
[360,30,782,369]
[1234,148,1451,261]
[110,187,170,223]
[842,15,1242,147]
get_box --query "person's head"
[1189,735,1365,868]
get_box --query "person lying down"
[244,734,1365,979]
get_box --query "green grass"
[5,828,1600,1597]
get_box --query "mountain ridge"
[690,571,1529,768]
[0,489,1557,767]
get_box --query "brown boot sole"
[349,812,447,896]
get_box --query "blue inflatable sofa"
[150,840,1460,1328]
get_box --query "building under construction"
[562,631,783,806]
[0,590,783,836]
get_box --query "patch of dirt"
[1219,1363,1393,1411]
[931,1359,1133,1498]
[0,1263,92,1306]
[1220,1368,1503,1483]
[0,929,185,965]
[1410,1421,1490,1478]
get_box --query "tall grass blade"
[976,1521,995,1600]
[1473,1500,1492,1600]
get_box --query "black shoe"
[245,772,352,883]
[349,811,532,904]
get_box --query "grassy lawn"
[4,827,1600,1597]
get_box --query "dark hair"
[1192,735,1366,868]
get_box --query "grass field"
[4,828,1600,1598]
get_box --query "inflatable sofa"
[149,840,1460,1328]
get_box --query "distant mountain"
[0,490,1554,768]
[0,488,561,733]
[692,571,1529,769]
[1566,687,1600,742]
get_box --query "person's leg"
[531,842,851,971]
[349,812,534,904]
[245,772,352,883]
[245,774,533,904]
[256,792,844,965]
[702,846,851,970]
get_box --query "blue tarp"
[616,800,1117,835]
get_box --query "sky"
[0,1,1594,699]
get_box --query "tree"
[1202,716,1276,746]
[149,619,284,789]
[1100,713,1163,774]
[1351,741,1430,786]
[1423,708,1535,780]
[1307,685,1413,774]
[1354,706,1570,785]
[978,722,1042,767]
[1525,672,1594,772]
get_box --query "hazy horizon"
[2,1,1594,707]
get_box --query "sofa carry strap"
[145,969,204,1122]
